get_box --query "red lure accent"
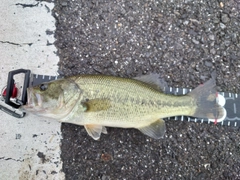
[2,84,18,98]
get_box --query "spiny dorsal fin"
[133,73,168,92]
[138,119,166,139]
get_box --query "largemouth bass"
[23,73,225,140]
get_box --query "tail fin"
[188,72,226,119]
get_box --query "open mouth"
[25,88,42,109]
[26,88,35,108]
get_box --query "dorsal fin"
[133,73,168,92]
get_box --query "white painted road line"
[0,0,64,179]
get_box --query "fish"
[23,73,225,140]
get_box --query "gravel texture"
[53,0,240,179]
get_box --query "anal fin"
[138,119,166,139]
[84,124,107,140]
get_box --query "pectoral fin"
[82,99,111,112]
[138,119,166,139]
[84,124,107,140]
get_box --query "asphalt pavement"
[53,0,240,179]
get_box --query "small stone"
[220,23,226,29]
[210,49,216,54]
[236,71,240,77]
[231,33,237,42]
[145,52,151,58]
[220,2,224,8]
[221,13,230,23]
[121,8,126,15]
[183,20,189,25]
[192,38,199,44]
[200,75,207,81]
[230,54,238,61]
[60,1,68,6]
[101,175,107,180]
[195,64,200,71]
[224,40,231,47]
[128,16,134,22]
[204,61,213,67]
[213,17,220,24]
[209,34,215,41]
[175,43,183,50]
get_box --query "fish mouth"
[24,88,44,111]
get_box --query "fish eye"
[40,84,48,91]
